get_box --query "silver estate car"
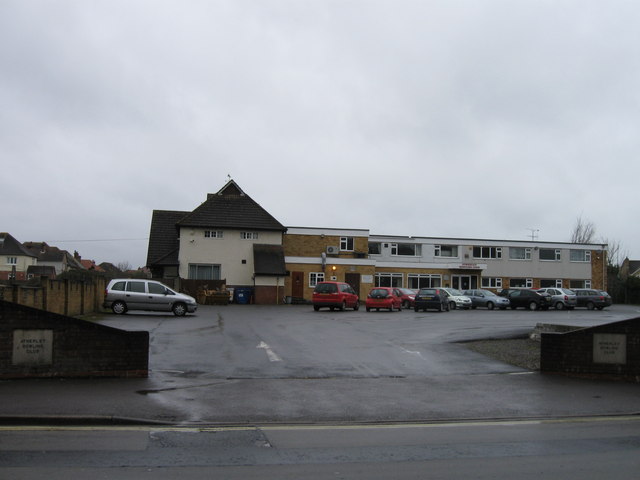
[463,289,510,310]
[536,287,577,310]
[103,279,198,316]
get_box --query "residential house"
[0,232,37,281]
[147,180,288,303]
[620,258,640,279]
[22,242,85,275]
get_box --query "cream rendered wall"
[3,255,36,273]
[178,228,283,285]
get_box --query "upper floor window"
[509,247,531,260]
[391,243,421,256]
[435,245,458,257]
[204,230,223,238]
[473,246,502,259]
[240,232,259,240]
[368,242,381,255]
[570,250,591,262]
[340,237,354,251]
[7,257,17,265]
[539,248,561,261]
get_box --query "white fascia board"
[371,235,605,251]
[286,256,376,266]
[374,261,487,270]
[286,226,370,237]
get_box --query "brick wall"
[0,300,148,378]
[541,317,640,381]
[0,277,106,316]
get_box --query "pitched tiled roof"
[0,232,37,258]
[253,244,287,276]
[176,181,286,232]
[146,210,189,266]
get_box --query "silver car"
[536,287,577,310]
[103,279,198,316]
[463,289,510,310]
[442,288,473,310]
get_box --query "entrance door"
[344,273,361,297]
[292,271,304,298]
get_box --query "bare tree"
[570,215,597,244]
[601,237,628,269]
[117,261,132,272]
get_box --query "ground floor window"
[376,272,403,287]
[309,272,325,287]
[188,264,221,280]
[481,277,502,289]
[569,279,592,289]
[540,279,563,288]
[408,274,441,289]
[509,278,533,288]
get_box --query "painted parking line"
[257,341,282,362]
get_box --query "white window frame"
[340,237,354,251]
[408,274,442,289]
[7,257,17,265]
[240,232,259,240]
[391,243,421,257]
[204,230,223,238]
[570,250,591,262]
[375,272,403,287]
[309,272,325,287]
[188,263,221,280]
[473,246,502,259]
[539,248,561,261]
[435,245,458,258]
[509,278,533,288]
[509,247,531,260]
[481,277,502,288]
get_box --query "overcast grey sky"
[1,0,638,268]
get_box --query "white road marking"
[257,341,282,362]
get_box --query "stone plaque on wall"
[12,330,53,366]
[593,333,627,365]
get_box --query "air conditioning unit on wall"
[326,246,339,254]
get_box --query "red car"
[312,281,360,311]
[397,288,416,309]
[365,287,403,312]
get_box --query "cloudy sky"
[1,0,638,268]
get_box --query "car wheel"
[313,305,320,311]
[340,301,346,311]
[449,301,456,310]
[554,302,564,310]
[586,301,595,310]
[445,303,450,311]
[414,306,419,312]
[111,301,127,315]
[172,302,187,316]
[403,301,410,309]
[597,306,604,310]
[528,301,538,311]
[487,302,494,310]
[353,301,360,311]
[366,307,371,312]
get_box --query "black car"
[506,289,552,310]
[414,288,450,312]
[573,289,611,310]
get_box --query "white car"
[103,279,198,316]
[441,288,473,310]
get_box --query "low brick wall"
[541,317,640,381]
[0,300,148,379]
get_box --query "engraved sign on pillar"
[593,333,627,365]
[12,330,53,366]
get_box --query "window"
[309,272,325,287]
[126,281,146,293]
[204,230,223,238]
[241,232,259,240]
[509,278,533,288]
[473,246,502,259]
[391,243,421,256]
[148,282,168,294]
[540,279,562,288]
[539,248,561,261]
[435,245,458,257]
[481,277,502,288]
[570,279,592,289]
[408,274,441,289]
[368,242,381,255]
[6,257,17,265]
[570,250,591,262]
[340,237,354,251]
[509,247,531,260]
[188,264,221,280]
[375,272,403,287]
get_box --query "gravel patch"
[463,337,541,371]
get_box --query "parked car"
[414,288,450,312]
[397,288,417,309]
[506,289,552,310]
[312,281,360,311]
[365,287,402,312]
[441,288,472,310]
[599,290,613,307]
[573,288,610,310]
[463,289,510,310]
[536,287,577,310]
[104,279,198,316]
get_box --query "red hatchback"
[365,287,403,312]
[312,281,360,311]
